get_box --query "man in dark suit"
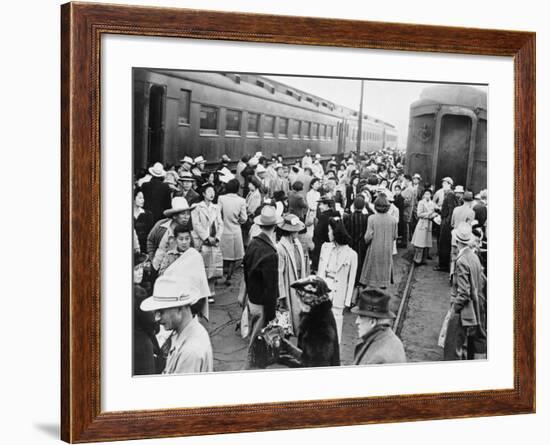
[443,223,487,361]
[141,162,172,223]
[176,171,200,204]
[243,205,282,369]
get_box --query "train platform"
[203,246,450,372]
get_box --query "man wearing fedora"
[191,156,206,186]
[147,197,194,271]
[140,276,213,374]
[176,171,200,204]
[141,162,172,223]
[352,288,407,365]
[243,205,282,369]
[443,222,487,361]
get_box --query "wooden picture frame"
[61,2,536,442]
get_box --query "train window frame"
[224,108,242,137]
[262,114,275,138]
[177,88,191,126]
[278,117,289,139]
[199,104,219,136]
[246,112,260,137]
[311,122,319,140]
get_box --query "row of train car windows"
[198,105,335,140]
[348,128,384,142]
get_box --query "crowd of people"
[132,147,488,375]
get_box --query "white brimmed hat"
[194,156,206,164]
[148,162,166,178]
[277,214,305,232]
[315,154,321,159]
[254,205,283,226]
[255,164,266,174]
[454,185,465,193]
[455,222,473,243]
[140,275,202,312]
[180,156,194,165]
[178,171,194,182]
[254,151,263,158]
[248,157,259,167]
[163,197,194,216]
[442,176,454,186]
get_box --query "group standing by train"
[133,145,488,375]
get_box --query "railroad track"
[393,262,416,336]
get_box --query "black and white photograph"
[132,68,488,376]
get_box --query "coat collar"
[353,324,391,365]
[255,231,277,252]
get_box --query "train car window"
[247,113,260,136]
[177,89,191,125]
[279,118,289,138]
[199,106,218,135]
[291,120,300,139]
[319,124,326,139]
[225,109,241,135]
[328,125,333,140]
[263,115,275,137]
[311,123,319,139]
[302,121,311,139]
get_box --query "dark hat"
[351,288,396,319]
[291,275,331,297]
[463,191,474,202]
[317,194,335,204]
[133,251,148,266]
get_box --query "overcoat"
[411,199,436,248]
[359,212,397,288]
[141,176,172,223]
[218,193,247,261]
[288,190,309,220]
[276,236,307,335]
[191,201,224,251]
[438,190,459,268]
[354,324,407,365]
[317,242,358,310]
[244,232,279,322]
[343,210,370,282]
[134,208,154,255]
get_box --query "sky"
[265,75,487,149]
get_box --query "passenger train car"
[133,69,398,171]
[405,85,487,193]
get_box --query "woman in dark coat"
[279,276,340,368]
[133,188,154,254]
[343,195,371,285]
[133,253,164,375]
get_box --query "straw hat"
[194,156,206,165]
[442,176,454,186]
[454,185,465,194]
[255,164,266,174]
[253,205,283,226]
[140,275,202,312]
[277,214,305,232]
[180,156,194,165]
[455,222,473,244]
[148,162,166,178]
[163,197,194,216]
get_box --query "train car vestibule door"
[147,85,165,165]
[435,114,472,188]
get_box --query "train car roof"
[411,85,487,110]
[144,69,395,128]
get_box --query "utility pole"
[356,79,364,157]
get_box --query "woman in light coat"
[217,178,248,285]
[359,195,398,288]
[411,189,436,265]
[191,183,224,303]
[276,214,307,336]
[318,217,358,343]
